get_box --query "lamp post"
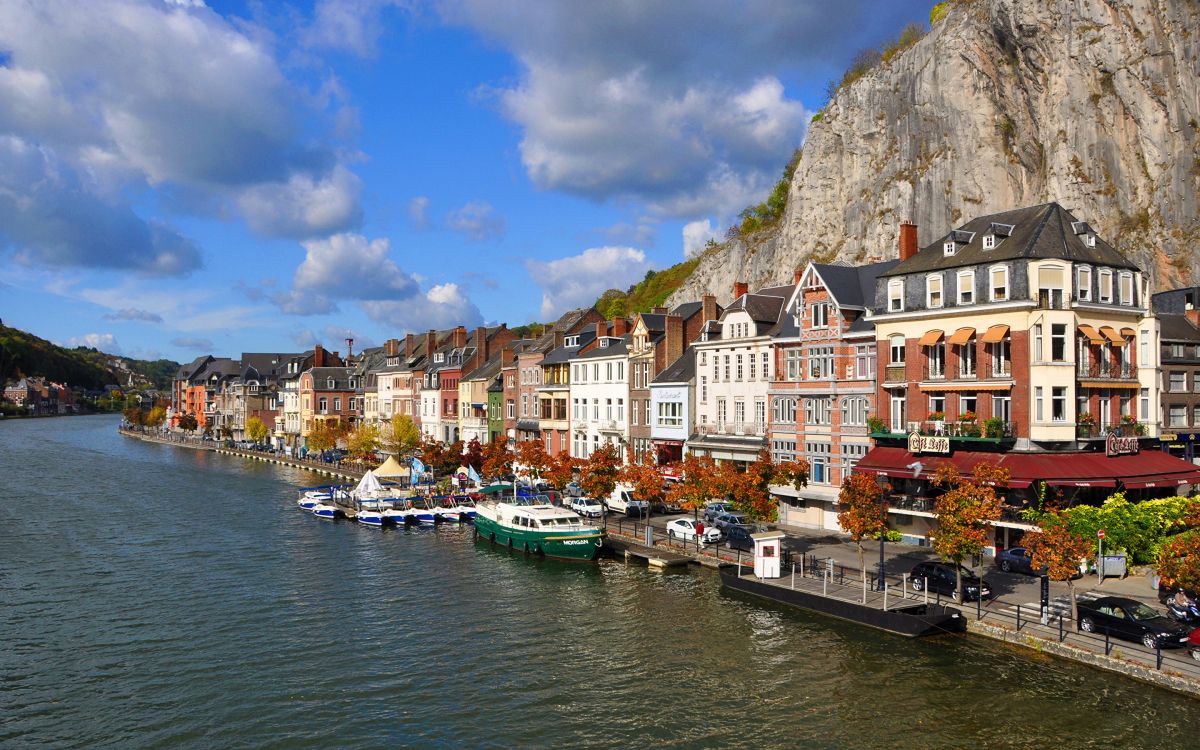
[876,474,889,592]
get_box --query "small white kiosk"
[751,531,786,579]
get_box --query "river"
[2,415,1197,748]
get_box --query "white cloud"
[527,246,652,319]
[445,201,506,242]
[291,233,418,300]
[171,336,214,351]
[292,325,377,350]
[302,0,409,57]
[236,165,363,239]
[362,282,484,332]
[682,219,718,259]
[408,195,431,230]
[66,333,121,353]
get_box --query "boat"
[357,508,385,527]
[297,487,332,510]
[717,564,965,638]
[433,495,466,523]
[404,497,439,525]
[473,497,604,561]
[454,495,478,522]
[382,506,417,526]
[310,503,339,520]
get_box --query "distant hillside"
[0,322,179,391]
[593,257,701,318]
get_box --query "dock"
[604,535,692,569]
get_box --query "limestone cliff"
[668,0,1200,306]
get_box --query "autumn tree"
[515,439,551,482]
[346,423,380,460]
[579,442,622,502]
[177,413,198,432]
[666,454,718,517]
[379,414,421,458]
[306,420,343,453]
[1156,502,1200,596]
[481,439,513,480]
[838,472,890,586]
[931,462,1008,603]
[123,406,144,426]
[1026,514,1092,622]
[544,450,579,490]
[619,453,666,513]
[245,416,268,443]
[463,437,485,473]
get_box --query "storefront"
[1158,431,1200,463]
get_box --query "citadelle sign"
[908,431,950,454]
[1106,433,1139,457]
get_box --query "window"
[657,401,683,428]
[521,394,528,416]
[957,270,974,305]
[1140,388,1150,421]
[1170,404,1187,427]
[736,354,744,381]
[606,362,612,381]
[749,353,756,380]
[761,352,770,380]
[1170,371,1186,392]
[785,349,803,381]
[926,342,945,379]
[840,443,868,476]
[1119,272,1134,306]
[772,440,797,463]
[633,365,641,389]
[959,341,976,376]
[1051,387,1066,422]
[927,274,943,308]
[1035,387,1044,422]
[841,396,868,426]
[982,234,995,250]
[724,355,730,381]
[806,442,832,483]
[1033,324,1043,361]
[699,352,706,367]
[605,398,612,420]
[712,357,719,383]
[811,302,830,328]
[854,345,875,379]
[1141,330,1150,367]
[1051,324,1066,361]
[700,376,708,403]
[773,397,798,424]
[990,266,1009,302]
[804,398,832,425]
[1193,403,1200,427]
[592,399,599,420]
[755,400,766,431]
[943,240,956,256]
[717,399,727,428]
[808,346,834,379]
[890,335,906,364]
[617,398,624,422]
[734,401,746,430]
[318,397,328,412]
[888,279,904,312]
[1076,266,1091,301]
[993,395,1011,424]
[1098,269,1113,303]
[928,394,946,419]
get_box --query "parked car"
[712,512,750,532]
[564,482,584,498]
[1077,596,1194,649]
[995,546,1046,576]
[723,524,755,552]
[1188,626,1200,661]
[652,497,683,514]
[604,485,650,517]
[703,501,732,523]
[666,518,721,545]
[908,561,993,601]
[570,497,603,518]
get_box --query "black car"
[994,546,1046,576]
[1077,596,1194,649]
[723,524,755,552]
[908,561,993,601]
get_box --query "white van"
[604,484,650,516]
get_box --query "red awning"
[855,447,1200,489]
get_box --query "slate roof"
[880,202,1138,277]
[1159,314,1200,343]
[463,355,503,382]
[540,330,598,365]
[671,301,702,320]
[574,334,630,359]
[175,355,212,380]
[651,348,696,384]
[813,260,900,308]
[845,316,876,336]
[196,358,242,385]
[306,367,357,391]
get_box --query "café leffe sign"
[1106,432,1139,457]
[908,431,950,455]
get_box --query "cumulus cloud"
[0,0,363,272]
[682,219,719,259]
[527,246,652,319]
[445,201,506,242]
[171,336,215,351]
[291,233,418,300]
[362,282,484,331]
[303,0,409,57]
[408,195,431,230]
[66,333,121,353]
[103,308,164,323]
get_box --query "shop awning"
[948,327,975,345]
[919,382,1012,392]
[980,324,1009,343]
[855,447,1200,489]
[1099,325,1125,344]
[1121,327,1137,338]
[918,329,944,346]
[1077,324,1107,345]
[1078,381,1139,389]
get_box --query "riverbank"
[118,425,1200,699]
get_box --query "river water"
[2,415,1198,748]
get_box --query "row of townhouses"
[170,202,1200,552]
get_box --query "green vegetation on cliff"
[0,322,179,390]
[594,258,702,318]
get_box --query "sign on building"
[907,431,950,455]
[1105,433,1139,457]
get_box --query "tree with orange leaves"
[515,439,551,483]
[619,453,667,512]
[666,453,718,518]
[838,472,890,586]
[1026,513,1092,622]
[931,462,1008,603]
[480,439,513,481]
[543,450,579,490]
[579,442,622,502]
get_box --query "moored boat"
[454,495,478,522]
[474,498,603,561]
[357,508,385,527]
[407,497,438,525]
[433,495,466,523]
[310,503,339,520]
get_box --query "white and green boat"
[474,498,604,562]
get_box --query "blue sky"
[0,0,930,362]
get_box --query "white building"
[649,349,695,464]
[569,335,630,459]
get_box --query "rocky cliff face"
[668,0,1200,306]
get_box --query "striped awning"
[948,327,976,345]
[980,324,1009,343]
[1077,324,1107,345]
[1099,325,1125,344]
[918,329,944,346]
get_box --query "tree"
[420,437,451,477]
[838,472,890,586]
[544,450,579,490]
[177,413,198,432]
[145,405,167,428]
[579,443,621,502]
[245,416,268,443]
[666,454,718,517]
[346,423,380,460]
[380,414,420,458]
[931,462,1008,603]
[123,405,144,426]
[481,439,513,480]
[515,440,551,482]
[1026,515,1093,622]
[306,420,342,453]
[1155,502,1200,595]
[463,437,485,473]
[619,453,666,512]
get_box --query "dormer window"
[1084,233,1096,248]
[982,234,995,250]
[435,353,444,363]
[599,338,609,348]
[888,279,904,312]
[327,378,335,389]
[943,241,956,256]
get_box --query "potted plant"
[1077,411,1094,437]
[867,415,887,434]
[982,416,1005,438]
[958,410,977,423]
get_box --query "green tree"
[380,414,420,457]
[245,416,268,443]
[346,423,380,460]
[931,463,1007,603]
[838,472,890,586]
[145,405,167,428]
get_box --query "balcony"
[1075,421,1147,439]
[1037,289,1068,310]
[1076,362,1136,381]
[696,421,766,437]
[598,419,622,432]
[869,419,1015,443]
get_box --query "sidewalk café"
[853,443,1200,551]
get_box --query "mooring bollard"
[823,570,828,597]
[736,549,741,577]
[902,573,908,600]
[883,582,889,611]
[924,578,928,607]
[800,555,804,579]
[791,563,796,590]
[862,576,867,604]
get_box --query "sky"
[0,0,931,363]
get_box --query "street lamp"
[875,474,889,591]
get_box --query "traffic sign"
[1098,529,1106,539]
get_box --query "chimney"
[596,321,607,340]
[651,306,667,315]
[899,221,918,261]
[611,317,629,336]
[345,337,354,359]
[452,325,467,348]
[664,315,684,368]
[793,268,802,285]
[313,344,324,367]
[502,345,516,366]
[732,281,749,299]
[475,326,488,362]
[384,338,399,358]
[425,330,436,360]
[404,334,414,357]
[553,330,565,350]
[333,351,340,363]
[702,294,718,325]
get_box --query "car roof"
[1090,596,1141,607]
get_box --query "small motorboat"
[406,497,438,525]
[298,488,332,510]
[310,503,339,520]
[453,495,478,522]
[382,506,417,526]
[357,508,385,527]
[433,496,465,524]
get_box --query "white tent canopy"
[354,470,384,496]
